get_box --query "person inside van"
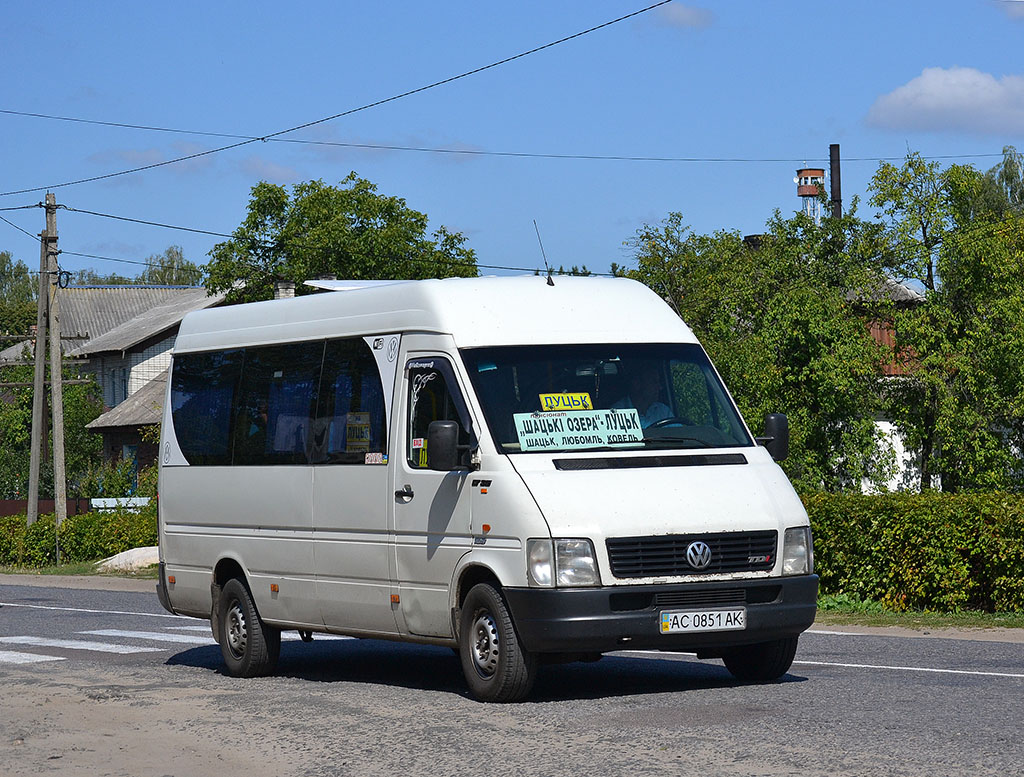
[612,362,672,428]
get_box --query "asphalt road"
[1,576,1021,777]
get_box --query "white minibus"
[156,276,816,702]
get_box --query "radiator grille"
[606,531,777,579]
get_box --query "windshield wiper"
[641,436,714,448]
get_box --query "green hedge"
[804,492,1024,613]
[3,493,1022,614]
[0,503,158,568]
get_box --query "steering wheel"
[647,416,692,429]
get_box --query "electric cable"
[0,108,1007,165]
[0,1,673,198]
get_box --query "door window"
[406,358,473,469]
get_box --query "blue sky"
[2,1,1023,280]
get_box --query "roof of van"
[173,276,698,352]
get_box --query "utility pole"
[46,193,68,545]
[27,221,50,526]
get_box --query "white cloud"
[88,148,165,167]
[997,0,1024,20]
[238,155,300,183]
[656,4,714,28]
[866,66,1024,135]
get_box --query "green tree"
[71,268,134,286]
[205,174,478,303]
[139,245,203,286]
[0,250,37,336]
[625,207,892,493]
[870,149,1024,492]
[0,357,104,499]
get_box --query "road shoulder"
[0,573,155,593]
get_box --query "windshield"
[461,343,753,454]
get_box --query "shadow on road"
[165,638,807,701]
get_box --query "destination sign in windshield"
[512,408,644,451]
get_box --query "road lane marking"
[81,629,216,645]
[793,659,1024,679]
[0,602,188,619]
[808,629,868,636]
[0,636,163,654]
[618,651,1024,679]
[0,650,65,665]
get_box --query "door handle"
[395,484,414,500]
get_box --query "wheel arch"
[210,555,249,643]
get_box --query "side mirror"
[758,413,789,461]
[427,420,461,471]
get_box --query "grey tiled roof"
[86,370,167,429]
[56,286,212,342]
[69,289,224,356]
[0,286,221,363]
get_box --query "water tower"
[794,166,825,225]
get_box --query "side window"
[314,338,388,464]
[232,341,325,466]
[406,358,472,469]
[170,350,244,466]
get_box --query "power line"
[1,107,1008,165]
[0,1,673,198]
[59,205,234,238]
[0,213,37,240]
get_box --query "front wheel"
[722,636,798,682]
[459,583,537,702]
[218,577,281,678]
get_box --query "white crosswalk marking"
[80,629,216,645]
[0,624,357,666]
[0,636,163,654]
[0,650,65,665]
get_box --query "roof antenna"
[534,219,554,286]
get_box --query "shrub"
[0,506,158,567]
[805,492,1024,613]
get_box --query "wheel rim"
[471,610,500,678]
[225,599,248,659]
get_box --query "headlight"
[555,539,600,587]
[527,538,554,587]
[527,538,601,587]
[782,526,813,576]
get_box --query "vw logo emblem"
[686,541,712,570]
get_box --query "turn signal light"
[270,584,279,593]
[167,575,175,585]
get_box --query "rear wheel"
[218,577,281,677]
[722,636,798,682]
[459,583,536,702]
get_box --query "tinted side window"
[232,342,325,466]
[406,358,472,469]
[314,338,388,464]
[170,350,244,466]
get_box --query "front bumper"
[502,574,818,654]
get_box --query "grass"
[0,561,159,579]
[816,593,1024,630]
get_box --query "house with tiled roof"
[1,285,224,467]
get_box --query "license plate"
[660,608,746,634]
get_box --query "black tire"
[459,583,537,702]
[218,577,281,678]
[722,636,798,682]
